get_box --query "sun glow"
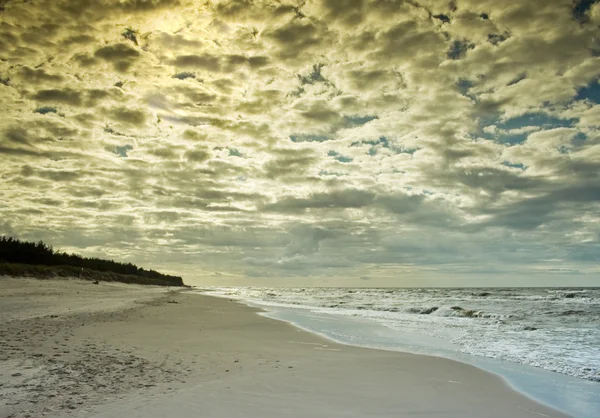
[145,9,188,34]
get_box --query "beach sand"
[1,278,570,418]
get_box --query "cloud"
[106,106,147,126]
[262,149,318,180]
[263,189,375,213]
[171,54,222,71]
[30,88,83,106]
[0,0,599,283]
[283,225,334,257]
[94,43,140,71]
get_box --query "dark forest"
[0,236,184,286]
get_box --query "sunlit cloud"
[1,0,599,284]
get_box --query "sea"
[198,287,600,418]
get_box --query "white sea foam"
[201,286,600,382]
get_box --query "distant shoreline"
[0,236,184,286]
[0,263,185,286]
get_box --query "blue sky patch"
[572,0,597,23]
[574,79,600,104]
[456,78,474,96]
[395,146,417,155]
[351,137,417,156]
[228,148,243,157]
[327,150,353,163]
[478,113,579,145]
[433,14,451,23]
[498,113,577,131]
[318,169,344,177]
[351,136,390,148]
[299,64,326,85]
[173,72,196,80]
[502,161,527,170]
[447,40,475,60]
[344,115,378,127]
[114,145,133,158]
[488,32,509,45]
[34,106,57,115]
[496,113,577,130]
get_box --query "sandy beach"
[0,278,570,418]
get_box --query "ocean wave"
[348,304,509,319]
[558,309,587,316]
[430,306,509,319]
[202,286,600,382]
[403,306,439,315]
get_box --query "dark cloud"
[153,32,203,50]
[95,43,139,60]
[301,107,341,122]
[283,225,335,257]
[30,88,82,106]
[70,52,99,68]
[319,0,366,26]
[212,0,255,18]
[30,87,122,108]
[480,183,600,230]
[61,33,96,47]
[15,66,64,84]
[19,165,81,182]
[171,54,221,71]
[184,147,210,163]
[2,120,79,146]
[248,55,269,68]
[0,0,598,283]
[374,19,446,65]
[106,106,147,126]
[224,54,270,70]
[3,126,31,145]
[94,43,140,71]
[262,150,318,179]
[266,19,328,59]
[263,189,375,213]
[427,165,547,198]
[376,193,425,214]
[113,0,181,11]
[32,0,182,18]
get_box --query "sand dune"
[0,278,570,418]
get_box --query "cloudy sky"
[1,0,599,286]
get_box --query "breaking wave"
[202,286,600,382]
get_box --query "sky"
[1,0,599,287]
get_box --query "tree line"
[0,236,183,286]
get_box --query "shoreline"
[1,278,570,418]
[202,291,584,418]
[199,287,600,418]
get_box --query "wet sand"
[0,277,570,417]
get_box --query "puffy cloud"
[0,0,598,284]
